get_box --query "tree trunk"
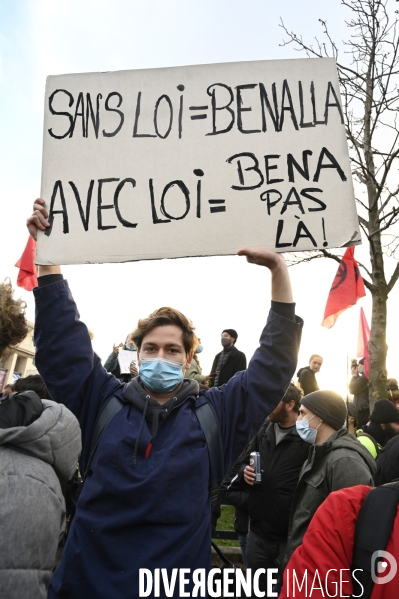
[369,286,388,410]
[363,37,387,410]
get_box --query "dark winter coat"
[221,420,310,542]
[217,451,250,536]
[287,428,376,558]
[349,373,369,412]
[374,434,399,485]
[0,394,81,599]
[297,366,319,395]
[210,345,247,387]
[33,278,303,599]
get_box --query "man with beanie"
[285,389,376,562]
[210,328,247,387]
[357,398,399,459]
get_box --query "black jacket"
[217,451,249,536]
[220,419,310,542]
[349,374,369,412]
[374,434,399,485]
[210,346,247,387]
[297,366,318,396]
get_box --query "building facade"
[0,320,38,391]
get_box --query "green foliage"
[213,504,239,548]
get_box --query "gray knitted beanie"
[301,390,347,430]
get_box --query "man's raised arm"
[206,248,302,466]
[26,199,120,454]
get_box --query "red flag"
[322,247,366,328]
[357,307,370,378]
[15,237,38,291]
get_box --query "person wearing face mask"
[210,329,247,387]
[27,198,304,599]
[285,389,376,565]
[103,335,139,383]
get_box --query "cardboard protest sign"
[37,58,360,265]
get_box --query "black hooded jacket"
[297,366,319,396]
[220,419,310,542]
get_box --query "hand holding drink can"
[250,452,262,484]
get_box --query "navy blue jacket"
[34,279,303,598]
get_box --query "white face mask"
[296,415,322,444]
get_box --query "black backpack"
[351,481,399,598]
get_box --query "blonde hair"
[309,354,323,363]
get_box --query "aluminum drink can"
[250,452,261,484]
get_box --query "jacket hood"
[123,376,199,433]
[0,391,43,428]
[297,366,311,377]
[123,377,199,466]
[0,399,81,482]
[314,428,376,473]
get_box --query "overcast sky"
[1,0,398,395]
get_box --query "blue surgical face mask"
[296,415,321,444]
[196,344,203,354]
[125,343,136,351]
[139,358,184,394]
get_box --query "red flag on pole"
[15,237,38,291]
[322,247,366,328]
[357,307,370,378]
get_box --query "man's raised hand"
[238,248,293,303]
[237,247,285,271]
[26,199,50,241]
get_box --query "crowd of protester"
[0,202,398,598]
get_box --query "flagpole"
[345,312,351,420]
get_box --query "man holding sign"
[28,198,302,598]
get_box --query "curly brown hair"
[131,307,198,356]
[0,280,29,360]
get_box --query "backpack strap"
[193,401,224,506]
[65,394,125,527]
[84,395,125,477]
[84,395,224,507]
[351,482,399,599]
